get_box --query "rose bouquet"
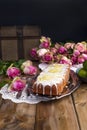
[30,36,87,65]
[0,59,38,89]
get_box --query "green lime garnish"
[78,68,87,78]
[83,60,87,70]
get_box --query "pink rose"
[84,50,87,54]
[41,52,53,63]
[78,55,85,63]
[50,47,57,55]
[75,42,86,52]
[73,49,80,57]
[23,65,37,75]
[55,43,61,49]
[21,60,32,70]
[40,36,51,43]
[71,56,78,65]
[39,36,51,48]
[30,48,38,59]
[7,67,21,78]
[9,77,26,92]
[37,48,49,57]
[58,46,67,54]
[82,54,87,60]
[64,42,75,49]
[59,56,72,65]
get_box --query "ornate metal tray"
[0,70,81,104]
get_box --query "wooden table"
[0,83,87,130]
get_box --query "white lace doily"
[0,81,80,104]
[0,84,53,104]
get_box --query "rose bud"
[39,42,50,48]
[39,36,51,48]
[64,42,75,49]
[82,54,87,60]
[41,52,54,63]
[75,42,86,52]
[21,60,32,70]
[23,65,37,75]
[50,47,57,55]
[73,49,80,57]
[59,56,72,65]
[7,67,21,78]
[58,46,67,54]
[8,77,26,92]
[78,55,85,64]
[84,50,87,54]
[37,48,49,57]
[30,48,38,60]
[54,43,61,49]
[71,56,78,65]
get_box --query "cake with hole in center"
[33,63,70,96]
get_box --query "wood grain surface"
[73,83,87,130]
[0,84,86,130]
[35,96,79,130]
[0,95,36,130]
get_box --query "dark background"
[0,0,87,42]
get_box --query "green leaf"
[18,59,26,65]
[0,81,7,88]
[0,69,4,75]
[0,77,12,87]
[0,59,26,76]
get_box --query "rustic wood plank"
[1,40,18,61]
[0,38,2,59]
[0,98,36,130]
[0,26,16,37]
[23,26,41,36]
[0,27,2,59]
[16,26,24,59]
[23,39,40,59]
[73,84,87,130]
[35,96,80,130]
[0,26,41,60]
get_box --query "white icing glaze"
[35,63,70,95]
[36,73,63,86]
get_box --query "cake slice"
[33,63,70,96]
